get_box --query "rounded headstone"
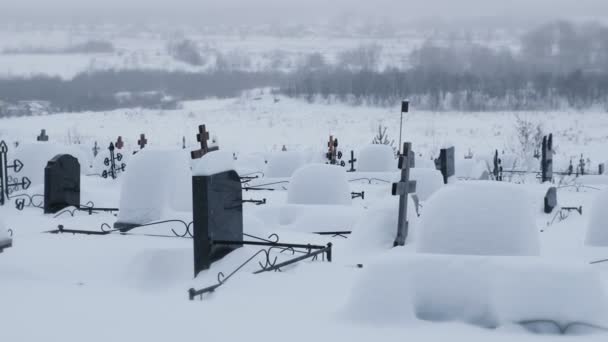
[287,164,351,205]
[357,145,395,172]
[417,181,539,256]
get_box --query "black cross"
[138,134,148,150]
[92,141,100,157]
[392,142,416,247]
[115,136,124,150]
[348,150,357,172]
[191,125,210,159]
[0,140,30,206]
[37,129,48,142]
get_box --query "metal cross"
[348,150,357,172]
[392,142,416,247]
[0,141,30,206]
[37,129,49,142]
[191,125,210,159]
[138,134,148,150]
[92,141,100,157]
[115,136,124,150]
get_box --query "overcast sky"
[3,0,608,26]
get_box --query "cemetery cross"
[37,129,49,142]
[392,142,416,247]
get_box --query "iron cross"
[138,134,148,150]
[191,125,210,159]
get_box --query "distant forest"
[2,20,608,115]
[282,21,608,111]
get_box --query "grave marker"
[392,142,416,247]
[348,150,357,172]
[541,134,553,183]
[399,100,409,154]
[0,141,31,206]
[326,136,345,166]
[599,163,605,175]
[92,141,100,158]
[115,136,124,150]
[102,142,126,179]
[544,187,557,214]
[191,125,219,159]
[434,146,456,184]
[137,134,148,150]
[44,154,80,214]
[182,136,186,150]
[192,170,243,276]
[36,129,49,142]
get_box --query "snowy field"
[2,94,608,341]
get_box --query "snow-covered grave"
[254,164,360,233]
[113,148,192,229]
[243,150,306,191]
[586,188,608,246]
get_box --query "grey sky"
[3,0,608,26]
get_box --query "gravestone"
[541,134,553,183]
[434,146,456,184]
[544,187,557,214]
[326,136,344,166]
[192,169,243,276]
[37,129,49,142]
[600,163,606,175]
[44,154,80,214]
[392,142,416,247]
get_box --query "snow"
[115,149,192,226]
[12,142,87,186]
[287,164,351,206]
[410,168,444,201]
[357,144,396,172]
[585,189,608,246]
[348,252,608,331]
[417,181,540,256]
[191,150,235,176]
[456,158,487,179]
[0,219,9,243]
[265,151,305,178]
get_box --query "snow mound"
[347,253,608,331]
[116,149,192,226]
[417,181,540,256]
[265,151,305,178]
[410,168,444,201]
[456,158,487,179]
[357,145,395,172]
[585,189,608,246]
[287,164,351,206]
[13,143,87,186]
[192,150,235,176]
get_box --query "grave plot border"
[188,241,333,301]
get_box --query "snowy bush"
[265,151,305,178]
[357,144,396,172]
[287,164,351,206]
[116,149,192,226]
[417,181,540,256]
[585,189,608,246]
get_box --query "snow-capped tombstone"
[357,144,396,172]
[44,154,80,214]
[114,149,192,229]
[191,151,243,276]
[585,189,608,246]
[417,182,540,256]
[265,151,305,178]
[0,219,11,253]
[287,164,351,206]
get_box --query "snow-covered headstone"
[417,181,539,256]
[114,149,192,229]
[287,164,351,206]
[44,154,80,214]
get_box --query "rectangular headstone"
[435,146,456,184]
[544,187,557,214]
[192,170,243,276]
[44,154,80,214]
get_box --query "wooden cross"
[191,125,210,159]
[115,136,124,150]
[37,129,48,142]
[392,142,417,247]
[138,134,148,150]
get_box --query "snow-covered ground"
[2,94,608,341]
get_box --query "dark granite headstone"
[435,146,456,184]
[44,154,80,214]
[192,170,243,276]
[544,187,557,214]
